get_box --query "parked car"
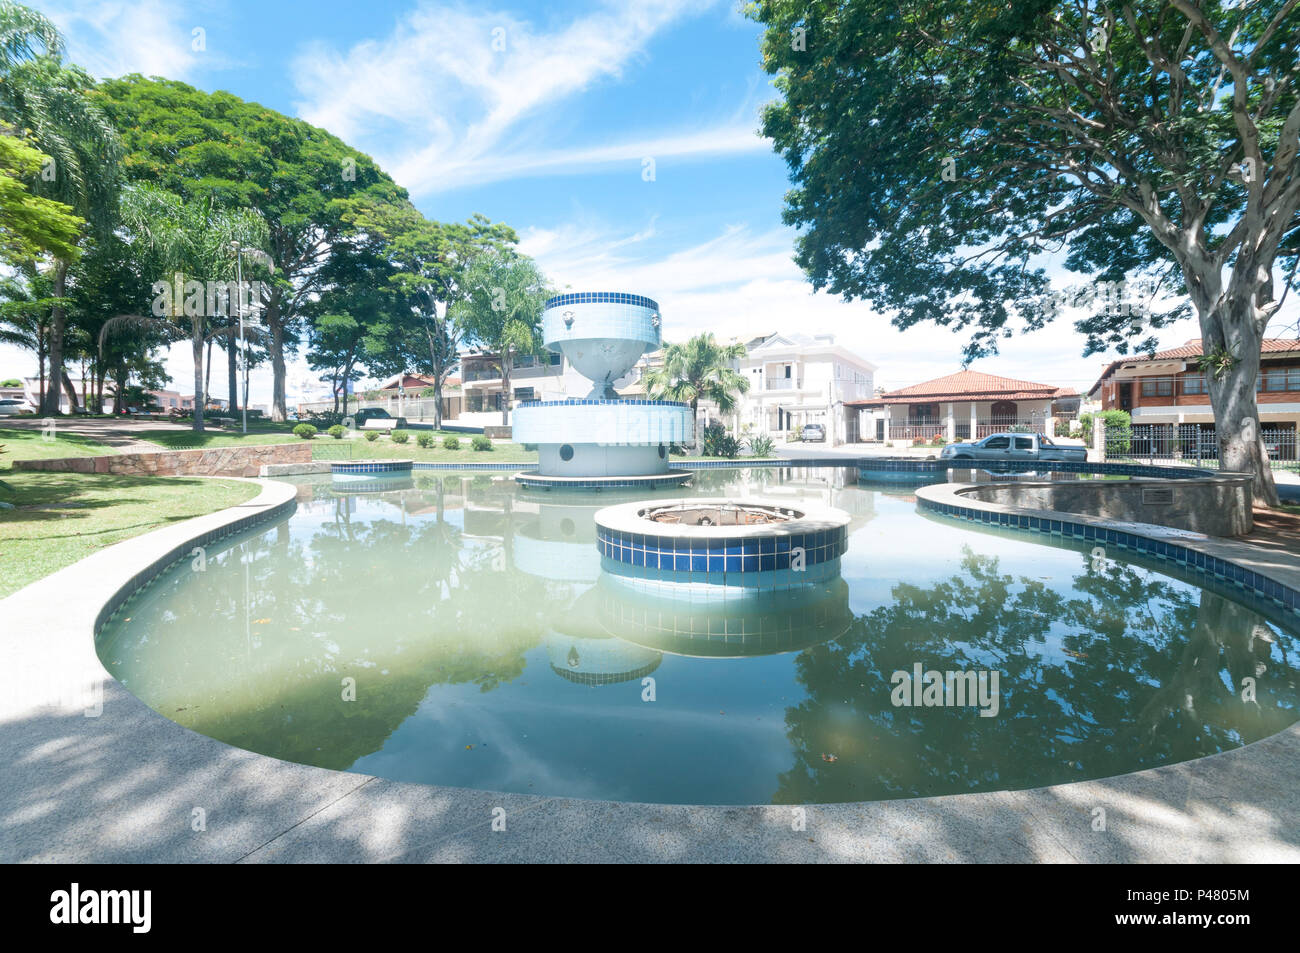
[801,423,826,442]
[0,397,30,416]
[940,432,1088,463]
[352,407,408,428]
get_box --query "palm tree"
[0,50,123,414]
[0,1,60,73]
[100,185,268,431]
[643,333,749,441]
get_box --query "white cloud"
[289,0,759,194]
[519,220,1206,394]
[37,0,219,81]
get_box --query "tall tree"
[101,185,266,430]
[96,76,411,422]
[449,251,550,426]
[749,0,1300,505]
[348,205,518,429]
[0,54,122,415]
[644,333,750,432]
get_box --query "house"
[848,369,1078,445]
[718,332,877,445]
[459,349,567,422]
[1089,337,1300,452]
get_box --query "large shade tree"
[749,0,1300,504]
[450,251,550,426]
[96,76,411,422]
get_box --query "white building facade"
[714,333,877,446]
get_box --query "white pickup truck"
[939,432,1088,464]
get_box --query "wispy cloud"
[38,0,225,81]
[289,0,762,194]
[520,220,1205,393]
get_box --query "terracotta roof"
[1087,338,1300,394]
[845,369,1073,407]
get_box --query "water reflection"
[94,469,1300,803]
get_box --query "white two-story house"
[710,333,877,445]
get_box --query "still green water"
[95,467,1300,805]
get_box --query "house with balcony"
[848,369,1078,445]
[718,333,876,445]
[1089,338,1300,457]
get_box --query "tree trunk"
[227,332,239,414]
[191,321,206,432]
[61,369,78,414]
[1198,289,1279,507]
[500,348,511,427]
[267,296,288,422]
[41,259,68,415]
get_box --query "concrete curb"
[1,476,1297,862]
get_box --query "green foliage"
[644,333,749,415]
[471,434,492,451]
[0,132,83,262]
[746,0,1298,362]
[327,424,345,439]
[442,435,460,450]
[0,378,19,387]
[292,423,317,440]
[416,432,434,448]
[364,430,379,442]
[748,434,776,457]
[700,421,741,458]
[390,429,409,444]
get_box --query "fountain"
[512,292,694,489]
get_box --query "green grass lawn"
[314,435,538,463]
[0,472,259,598]
[143,428,304,450]
[0,427,119,469]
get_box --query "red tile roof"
[846,369,1075,407]
[1087,338,1300,394]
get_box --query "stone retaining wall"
[964,475,1254,537]
[14,442,311,477]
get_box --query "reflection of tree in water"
[101,479,555,770]
[775,547,1299,804]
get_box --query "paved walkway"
[1,476,1298,862]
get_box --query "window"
[1265,369,1287,392]
[514,387,535,401]
[1141,378,1173,397]
[1289,368,1300,391]
[984,436,1010,449]
[1014,436,1033,450]
[1181,374,1206,395]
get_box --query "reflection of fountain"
[545,632,662,686]
[597,576,853,657]
[513,293,693,489]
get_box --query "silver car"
[0,397,30,416]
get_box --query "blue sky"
[3,0,1236,404]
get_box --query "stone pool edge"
[0,477,1296,863]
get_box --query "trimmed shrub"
[390,430,410,444]
[700,421,741,458]
[471,434,492,451]
[443,436,461,450]
[416,433,434,448]
[327,425,346,439]
[749,434,776,458]
[293,423,318,440]
[364,431,379,442]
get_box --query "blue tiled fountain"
[513,292,694,489]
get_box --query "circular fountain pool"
[95,466,1300,805]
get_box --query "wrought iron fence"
[1104,423,1298,471]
